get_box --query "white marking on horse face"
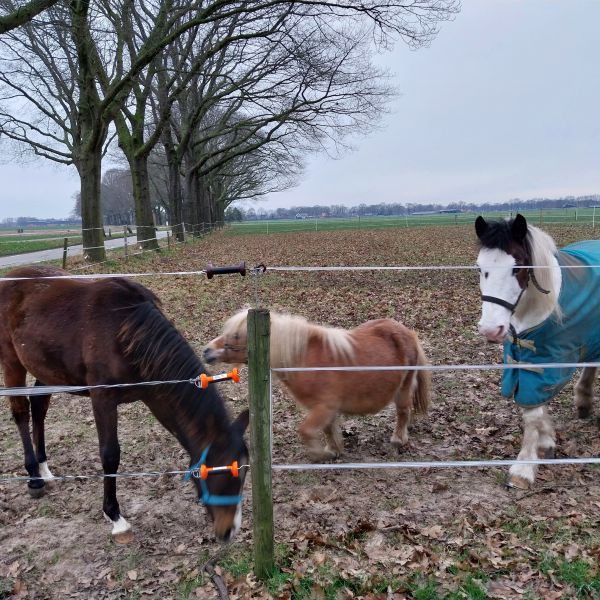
[38,461,54,481]
[111,516,132,536]
[477,247,521,341]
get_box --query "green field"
[0,231,84,257]
[1,209,597,257]
[227,207,600,235]
[0,228,139,257]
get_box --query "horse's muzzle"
[479,324,507,343]
[203,348,218,363]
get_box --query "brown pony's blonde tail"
[412,334,431,415]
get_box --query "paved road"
[0,231,169,269]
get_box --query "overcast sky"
[1,0,599,219]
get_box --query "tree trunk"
[215,201,225,225]
[71,0,107,263]
[184,162,201,237]
[131,153,159,251]
[78,151,105,262]
[163,129,184,242]
[197,176,211,233]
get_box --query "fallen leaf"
[421,525,444,539]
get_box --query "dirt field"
[1,225,599,599]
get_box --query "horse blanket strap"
[185,446,243,506]
[502,241,600,407]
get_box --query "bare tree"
[167,15,395,228]
[71,168,134,225]
[0,0,59,34]
[0,0,458,260]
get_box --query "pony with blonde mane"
[476,214,600,489]
[204,310,431,460]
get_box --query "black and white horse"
[475,214,599,489]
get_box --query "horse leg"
[535,406,556,459]
[92,395,133,544]
[574,367,596,419]
[390,374,414,450]
[4,361,45,498]
[324,416,343,457]
[508,406,544,489]
[299,405,338,461]
[30,381,54,483]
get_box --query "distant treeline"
[233,194,600,220]
[0,217,82,228]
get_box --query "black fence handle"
[205,261,246,279]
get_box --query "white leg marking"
[104,512,132,536]
[38,461,55,481]
[509,407,542,484]
[231,505,242,540]
[536,406,556,454]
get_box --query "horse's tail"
[412,334,431,415]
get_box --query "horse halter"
[223,333,246,355]
[184,445,244,506]
[481,267,550,314]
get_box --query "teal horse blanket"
[502,240,600,407]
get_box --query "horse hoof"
[113,529,134,545]
[391,439,409,453]
[307,449,336,462]
[506,476,531,490]
[577,406,591,419]
[28,485,45,499]
[538,447,555,459]
[323,446,341,459]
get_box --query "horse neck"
[122,299,233,459]
[512,254,562,333]
[269,313,310,370]
[144,384,230,461]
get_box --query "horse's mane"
[521,223,562,321]
[118,291,229,429]
[223,309,355,368]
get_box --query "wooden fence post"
[123,226,128,261]
[247,308,274,580]
[62,238,68,269]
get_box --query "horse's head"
[203,310,249,365]
[475,214,532,342]
[190,409,250,542]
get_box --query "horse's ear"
[475,216,488,240]
[232,409,249,434]
[511,214,528,242]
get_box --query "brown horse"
[0,266,248,543]
[204,309,431,460]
